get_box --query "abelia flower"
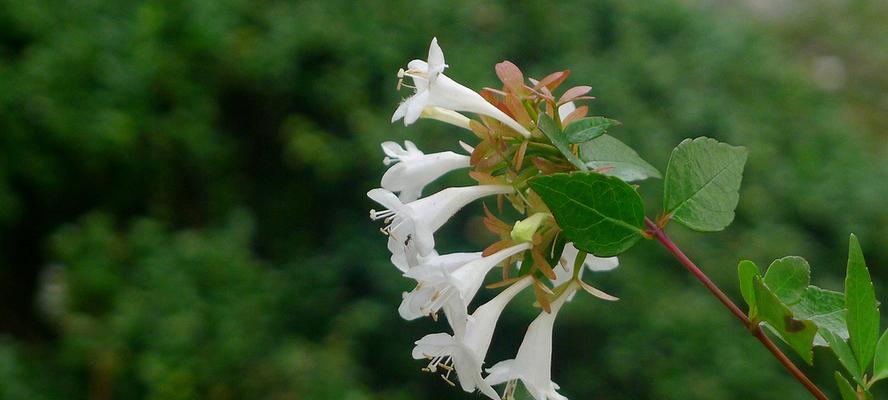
[399,242,531,332]
[392,38,531,137]
[368,185,513,271]
[485,283,579,400]
[412,276,533,400]
[381,140,470,202]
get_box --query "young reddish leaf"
[530,86,556,103]
[533,281,552,313]
[537,279,554,295]
[486,276,525,289]
[480,87,511,115]
[579,280,619,301]
[495,61,525,93]
[480,115,525,140]
[513,140,529,170]
[559,85,593,104]
[482,87,508,97]
[535,70,571,91]
[545,100,556,121]
[483,203,513,236]
[475,149,507,170]
[470,138,491,165]
[483,240,517,257]
[561,105,589,126]
[468,170,501,185]
[469,120,489,139]
[532,249,557,280]
[504,93,533,127]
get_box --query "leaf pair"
[537,112,661,181]
[738,257,846,364]
[740,235,884,399]
[530,136,747,258]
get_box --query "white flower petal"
[392,38,530,137]
[399,243,529,323]
[426,37,447,80]
[370,186,513,272]
[392,100,409,123]
[380,141,470,202]
[404,91,429,125]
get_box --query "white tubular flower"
[399,242,531,331]
[412,276,533,400]
[392,37,531,138]
[369,185,514,271]
[403,252,483,280]
[397,251,482,332]
[551,243,619,302]
[381,140,470,202]
[421,106,472,130]
[485,283,579,400]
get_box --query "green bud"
[510,212,551,242]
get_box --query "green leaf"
[537,112,587,171]
[872,330,888,384]
[564,117,620,143]
[835,372,859,400]
[763,257,810,305]
[738,260,761,313]
[753,276,818,364]
[578,134,661,182]
[823,329,863,384]
[845,234,879,373]
[529,172,645,257]
[663,137,748,232]
[796,286,848,345]
[758,256,849,345]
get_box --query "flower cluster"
[369,38,619,400]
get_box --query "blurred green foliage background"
[0,0,886,399]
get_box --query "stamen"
[397,79,416,90]
[369,209,395,220]
[404,69,428,80]
[440,375,456,387]
[420,351,461,388]
[503,380,518,400]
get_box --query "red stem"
[644,218,829,400]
